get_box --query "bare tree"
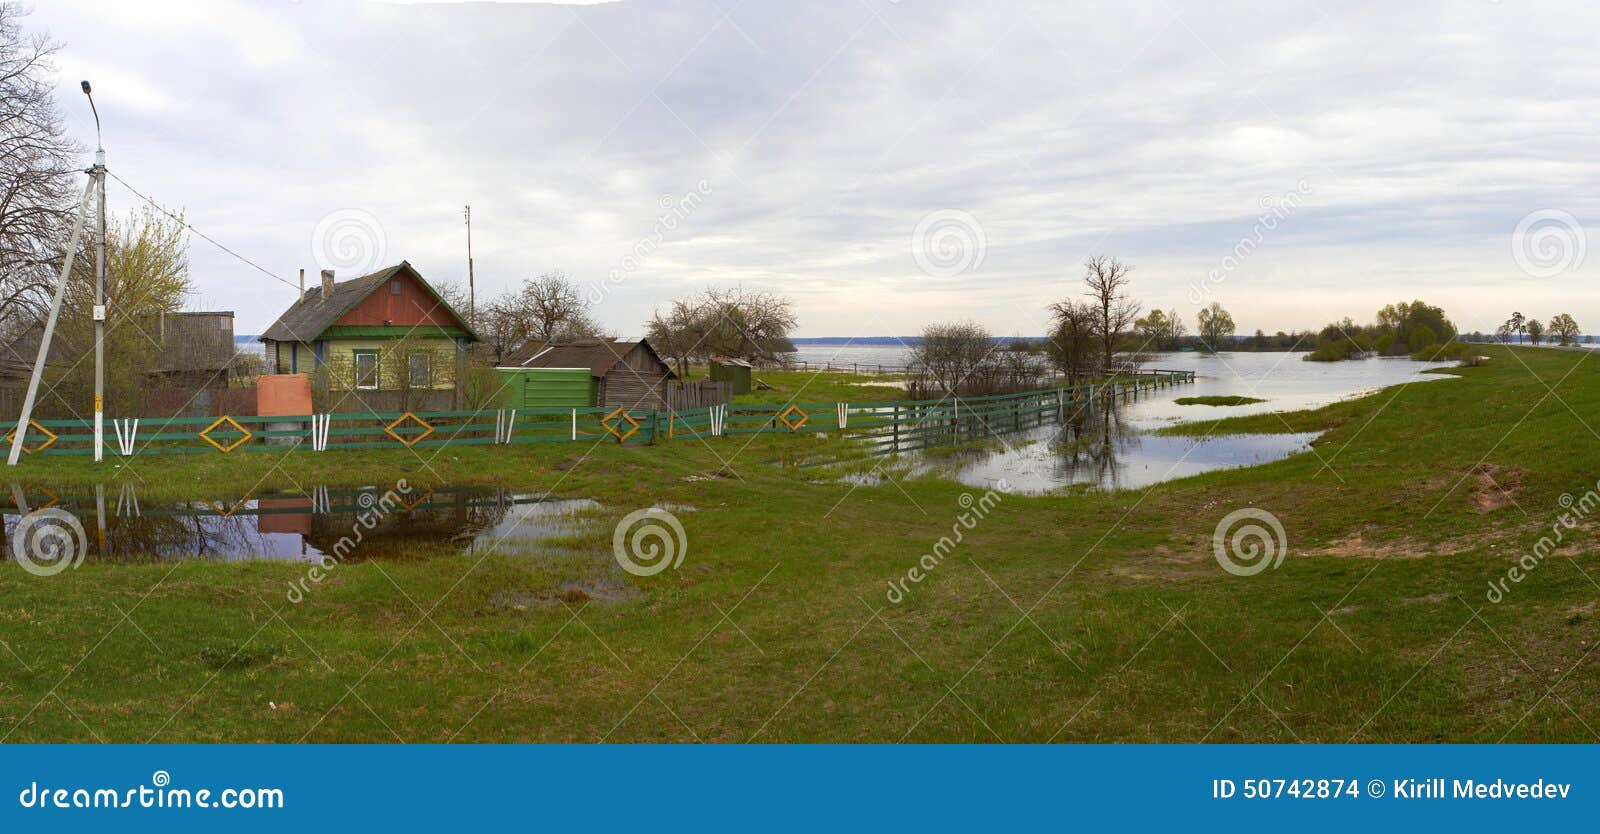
[0,4,80,339]
[442,272,603,364]
[645,296,709,379]
[1045,298,1100,385]
[522,271,601,343]
[911,321,996,396]
[1081,255,1140,371]
[644,286,797,374]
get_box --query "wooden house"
[258,263,477,412]
[502,338,676,410]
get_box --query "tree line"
[1488,312,1584,346]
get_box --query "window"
[354,350,379,390]
[390,280,402,295]
[407,352,431,387]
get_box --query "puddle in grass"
[1,485,604,563]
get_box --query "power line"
[106,171,300,292]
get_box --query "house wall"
[599,346,672,410]
[271,341,316,375]
[318,337,458,392]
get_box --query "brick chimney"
[320,269,335,300]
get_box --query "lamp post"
[83,80,107,462]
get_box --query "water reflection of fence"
[0,372,1193,460]
[3,485,576,562]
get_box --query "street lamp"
[82,80,107,462]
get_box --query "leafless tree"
[522,271,601,343]
[0,4,80,340]
[996,339,1046,390]
[644,286,797,375]
[910,321,997,396]
[1045,298,1101,385]
[645,296,710,379]
[1081,255,1140,372]
[441,272,603,364]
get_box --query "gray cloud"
[30,0,1600,337]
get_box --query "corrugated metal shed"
[496,367,597,408]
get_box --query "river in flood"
[838,352,1449,494]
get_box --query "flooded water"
[2,485,602,563]
[838,351,1448,494]
[1119,352,1446,430]
[905,411,1318,494]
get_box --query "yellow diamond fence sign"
[199,415,252,453]
[385,412,435,447]
[600,407,642,442]
[778,405,810,432]
[4,420,58,455]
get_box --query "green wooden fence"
[0,371,1194,460]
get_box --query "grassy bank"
[1,345,1596,742]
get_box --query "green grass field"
[1,345,1596,742]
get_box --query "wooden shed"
[501,339,676,410]
[494,367,596,409]
[709,356,754,395]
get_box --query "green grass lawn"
[1,345,1597,742]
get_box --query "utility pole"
[85,81,107,463]
[7,178,94,466]
[463,204,475,322]
[8,82,103,466]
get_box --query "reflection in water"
[833,351,1445,494]
[2,485,599,563]
[849,393,1318,495]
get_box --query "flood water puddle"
[929,423,1319,494]
[2,485,602,563]
[818,350,1447,495]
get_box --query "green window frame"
[354,349,380,390]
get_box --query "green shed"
[709,356,753,395]
[495,367,597,408]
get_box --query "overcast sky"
[26,0,1600,338]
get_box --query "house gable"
[259,262,477,345]
[331,265,468,333]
